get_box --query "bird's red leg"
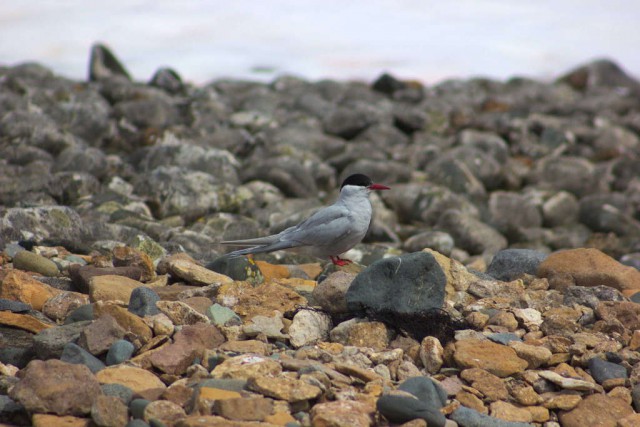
[330,256,352,266]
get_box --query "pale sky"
[1,0,639,84]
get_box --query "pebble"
[42,291,90,322]
[312,271,355,315]
[32,320,92,359]
[167,258,233,286]
[91,394,129,427]
[101,383,134,405]
[143,400,186,425]
[155,300,209,325]
[485,249,547,282]
[538,248,640,293]
[212,396,273,421]
[78,314,126,355]
[89,274,144,303]
[632,383,640,412]
[93,302,153,346]
[454,339,528,377]
[587,357,628,384]
[216,281,306,319]
[419,336,444,374]
[461,368,508,401]
[219,339,269,355]
[508,342,552,369]
[490,401,533,423]
[211,355,282,380]
[71,265,144,294]
[0,311,52,333]
[311,400,375,427]
[206,303,241,326]
[60,342,106,373]
[288,309,332,348]
[487,333,522,345]
[64,304,94,324]
[106,339,136,365]
[243,311,288,340]
[9,360,101,416]
[330,318,391,351]
[0,299,31,313]
[450,406,534,427]
[558,393,634,427]
[537,370,600,392]
[12,250,59,277]
[96,366,166,400]
[128,287,161,317]
[0,270,60,310]
[149,323,225,375]
[247,375,322,402]
[130,398,151,419]
[31,414,90,427]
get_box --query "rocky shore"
[1,45,640,426]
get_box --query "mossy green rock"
[13,251,59,277]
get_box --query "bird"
[220,173,390,266]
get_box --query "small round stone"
[130,398,151,419]
[128,287,160,317]
[13,250,60,277]
[101,383,134,405]
[106,339,136,366]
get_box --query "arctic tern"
[220,173,390,265]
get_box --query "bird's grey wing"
[281,205,354,247]
[224,206,353,258]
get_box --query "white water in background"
[0,0,639,85]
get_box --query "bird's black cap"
[340,173,373,190]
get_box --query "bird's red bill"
[368,183,390,190]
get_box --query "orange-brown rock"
[216,281,306,319]
[143,400,187,425]
[558,393,633,427]
[210,355,282,380]
[460,368,508,401]
[0,311,52,333]
[10,360,100,416]
[255,261,290,282]
[88,274,144,303]
[490,401,533,423]
[213,396,274,422]
[96,365,166,400]
[32,414,91,427]
[595,301,640,331]
[0,269,60,310]
[456,390,487,414]
[538,248,640,292]
[454,339,528,378]
[93,301,152,345]
[167,258,233,286]
[296,263,323,280]
[310,400,375,427]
